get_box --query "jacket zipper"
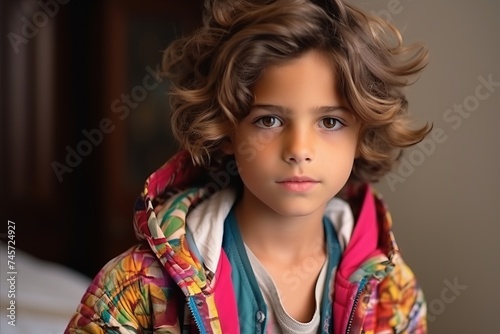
[345,277,368,334]
[187,296,207,334]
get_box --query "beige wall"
[350,0,500,332]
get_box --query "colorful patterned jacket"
[65,150,427,333]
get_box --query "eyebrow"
[250,104,351,114]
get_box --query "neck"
[234,192,326,264]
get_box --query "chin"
[270,201,324,218]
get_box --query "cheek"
[235,131,276,161]
[235,160,266,194]
[235,146,275,186]
[255,129,276,147]
[322,137,357,170]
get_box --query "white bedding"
[0,242,90,334]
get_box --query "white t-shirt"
[245,245,331,334]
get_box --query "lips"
[277,176,319,183]
[276,176,319,192]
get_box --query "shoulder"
[374,254,427,333]
[379,254,424,303]
[99,243,182,320]
[67,243,182,333]
[95,243,171,291]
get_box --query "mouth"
[276,176,319,192]
[276,176,319,183]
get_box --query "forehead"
[251,50,343,106]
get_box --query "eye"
[254,116,283,128]
[319,117,344,130]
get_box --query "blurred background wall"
[356,1,500,333]
[0,0,498,333]
[1,0,201,275]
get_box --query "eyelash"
[253,116,345,130]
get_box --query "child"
[66,0,430,333]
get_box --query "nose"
[282,125,314,164]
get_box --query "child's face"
[225,50,360,218]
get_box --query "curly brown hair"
[162,0,431,182]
